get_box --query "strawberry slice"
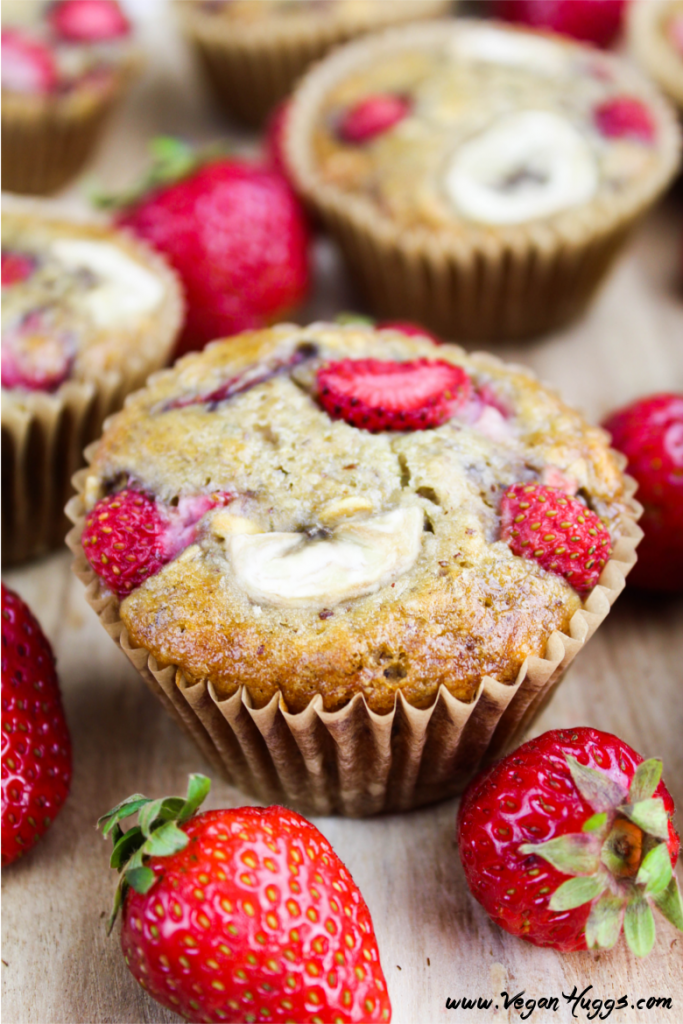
[338,94,411,144]
[1,251,36,287]
[594,96,656,143]
[48,0,130,43]
[317,358,471,432]
[1,29,58,95]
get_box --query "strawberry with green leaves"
[457,728,682,956]
[99,775,391,1023]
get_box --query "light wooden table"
[2,8,683,1023]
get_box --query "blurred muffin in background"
[628,0,683,113]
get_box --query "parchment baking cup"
[175,0,452,128]
[2,59,138,195]
[284,21,682,341]
[628,0,683,113]
[2,211,183,566]
[65,445,642,818]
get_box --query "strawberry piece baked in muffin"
[1,0,138,194]
[70,323,640,815]
[285,20,680,340]
[2,204,182,565]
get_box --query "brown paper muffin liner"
[628,0,683,113]
[175,0,452,128]
[2,58,138,196]
[2,205,184,566]
[65,411,642,818]
[284,22,682,341]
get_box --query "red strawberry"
[317,358,471,432]
[500,483,611,595]
[1,29,58,95]
[1,251,35,287]
[1,585,71,866]
[109,138,310,356]
[457,728,682,956]
[602,393,683,592]
[48,0,130,42]
[494,0,626,48]
[377,321,441,345]
[99,775,391,1024]
[594,96,656,142]
[338,95,411,144]
[82,489,233,598]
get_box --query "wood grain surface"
[2,6,683,1022]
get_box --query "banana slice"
[227,507,424,609]
[444,111,598,225]
[51,239,164,327]
[449,25,565,77]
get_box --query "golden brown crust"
[78,323,630,714]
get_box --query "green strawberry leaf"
[178,774,211,824]
[628,759,663,804]
[125,865,157,896]
[582,812,608,834]
[624,896,656,957]
[141,821,188,859]
[549,874,607,912]
[519,833,601,876]
[565,756,628,812]
[110,825,144,872]
[138,798,167,838]
[97,794,152,837]
[336,312,376,327]
[620,798,670,840]
[636,842,673,896]
[106,882,125,937]
[652,876,683,932]
[585,893,626,950]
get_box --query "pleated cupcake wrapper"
[628,1,683,113]
[66,437,642,817]
[284,20,682,341]
[175,0,451,128]
[1,58,139,196]
[2,204,184,565]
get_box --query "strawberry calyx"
[97,773,211,933]
[519,756,683,957]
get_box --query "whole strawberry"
[1,585,71,866]
[1,29,58,95]
[99,775,391,1023]
[458,728,683,956]
[494,0,626,48]
[108,137,310,356]
[603,393,683,592]
[48,0,130,42]
[500,483,612,595]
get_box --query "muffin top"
[178,0,451,34]
[629,0,683,110]
[291,20,679,235]
[1,0,134,101]
[79,323,633,714]
[1,210,181,394]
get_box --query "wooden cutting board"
[2,7,683,1022]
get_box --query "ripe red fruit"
[500,483,611,595]
[1,585,71,866]
[47,0,130,42]
[99,775,391,1024]
[494,0,626,48]
[1,311,74,392]
[82,489,233,598]
[602,393,683,592]
[458,728,682,956]
[338,95,411,144]
[1,29,58,95]
[594,96,656,143]
[1,251,35,287]
[377,321,441,344]
[317,358,471,432]
[112,139,310,356]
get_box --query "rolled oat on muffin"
[285,20,681,341]
[67,322,641,816]
[2,201,183,565]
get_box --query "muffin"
[2,202,183,565]
[175,0,452,128]
[285,20,681,341]
[2,0,139,195]
[67,322,641,816]
[629,0,683,113]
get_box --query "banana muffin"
[2,204,183,564]
[69,323,640,814]
[2,0,138,194]
[285,20,680,340]
[175,0,451,127]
